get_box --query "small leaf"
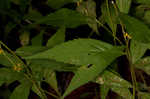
[116,0,131,14]
[47,27,65,47]
[19,31,30,46]
[10,81,32,99]
[35,8,88,28]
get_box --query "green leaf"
[130,40,149,63]
[31,30,44,46]
[47,0,79,9]
[120,14,150,63]
[47,27,65,47]
[76,0,98,33]
[138,92,150,98]
[25,39,123,66]
[134,57,150,75]
[16,46,47,57]
[101,3,118,33]
[10,81,32,99]
[100,84,110,99]
[35,8,88,28]
[0,68,24,85]
[96,71,132,98]
[19,31,30,46]
[43,69,59,93]
[29,59,78,72]
[116,0,131,14]
[24,7,43,21]
[25,39,124,97]
[134,0,150,5]
[120,14,150,43]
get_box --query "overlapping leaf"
[120,14,150,63]
[10,81,32,99]
[34,8,88,28]
[96,71,132,98]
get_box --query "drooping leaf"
[134,56,150,75]
[96,71,132,98]
[10,81,32,99]
[47,27,65,47]
[47,0,79,9]
[34,8,88,28]
[116,0,131,14]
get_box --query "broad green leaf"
[31,30,44,46]
[25,39,124,97]
[120,14,150,43]
[35,8,88,28]
[96,71,132,98]
[25,39,123,66]
[116,0,131,14]
[130,40,148,63]
[47,27,65,47]
[29,59,78,72]
[134,57,150,75]
[10,81,32,99]
[0,68,24,85]
[47,0,79,9]
[16,46,47,57]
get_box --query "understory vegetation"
[0,0,150,99]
